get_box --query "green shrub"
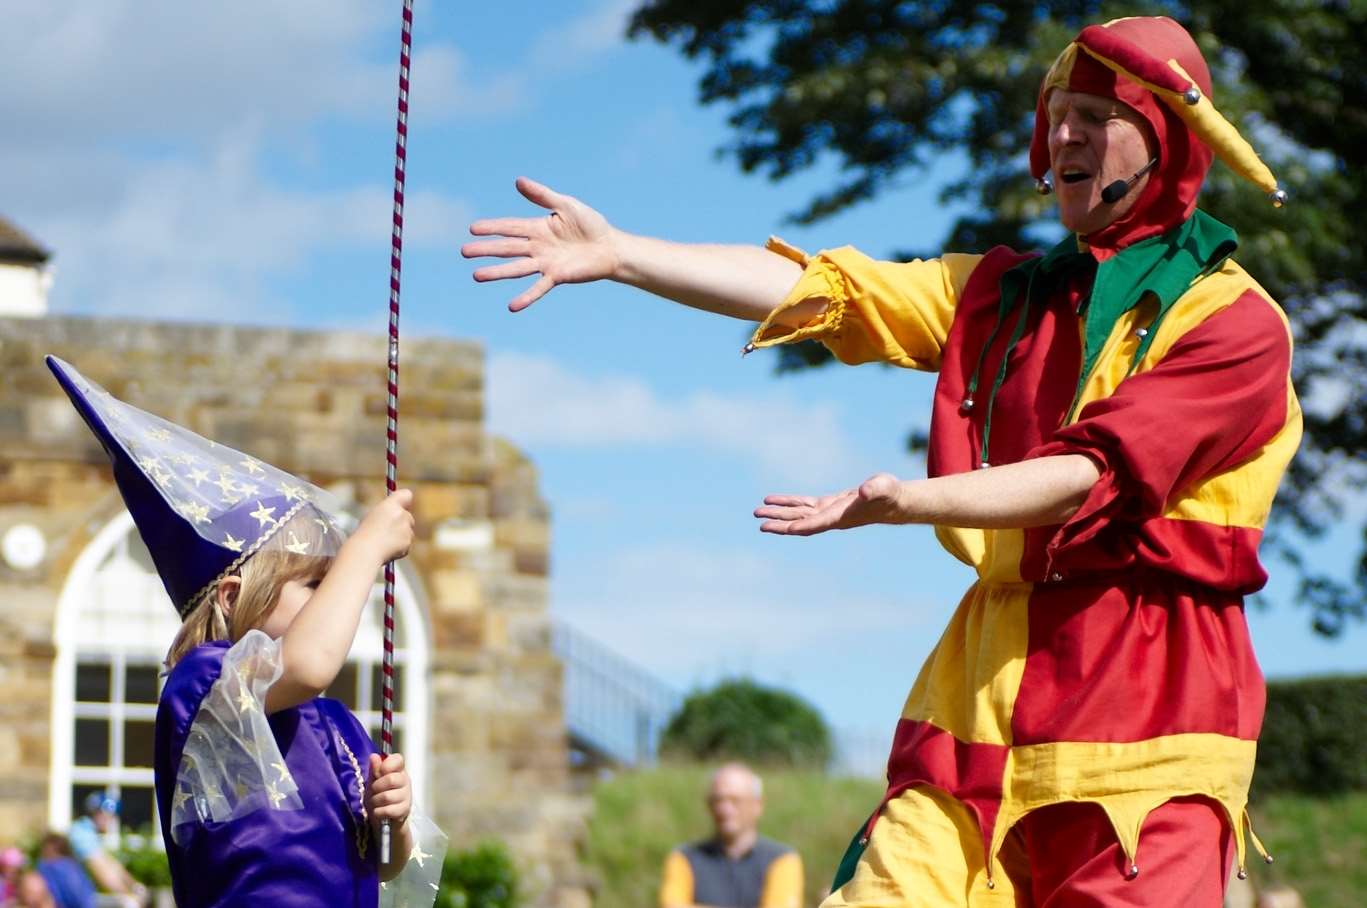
[435,841,519,908]
[116,840,172,889]
[661,679,832,769]
[1255,675,1367,795]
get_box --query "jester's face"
[1045,88,1158,236]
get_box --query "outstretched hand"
[755,473,913,536]
[462,177,619,311]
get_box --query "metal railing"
[552,621,683,768]
[552,620,891,778]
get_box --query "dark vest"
[681,837,792,908]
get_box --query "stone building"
[0,217,588,905]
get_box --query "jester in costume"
[465,15,1299,906]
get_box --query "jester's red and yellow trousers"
[750,229,1301,906]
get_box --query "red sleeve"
[1028,291,1292,556]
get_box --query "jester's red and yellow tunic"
[749,211,1300,898]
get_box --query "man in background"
[660,763,803,908]
[66,797,145,908]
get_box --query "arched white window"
[49,509,432,839]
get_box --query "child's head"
[165,507,338,668]
[36,834,70,861]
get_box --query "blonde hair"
[164,513,335,668]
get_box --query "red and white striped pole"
[379,0,413,866]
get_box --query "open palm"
[461,177,618,311]
[755,473,909,536]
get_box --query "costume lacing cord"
[962,253,1082,470]
[959,300,1008,415]
[976,270,1038,469]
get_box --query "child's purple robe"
[155,639,380,907]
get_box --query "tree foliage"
[661,679,833,768]
[629,0,1366,634]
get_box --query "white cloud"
[487,351,860,484]
[430,0,638,120]
[557,541,935,674]
[0,0,633,155]
[0,2,492,147]
[16,130,470,321]
[0,2,633,321]
[0,3,482,322]
[614,107,690,170]
[530,0,636,66]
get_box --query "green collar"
[1069,208,1238,419]
[970,210,1238,466]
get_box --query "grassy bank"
[583,766,1367,908]
[583,765,881,908]
[1248,791,1367,907]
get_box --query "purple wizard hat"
[47,356,344,618]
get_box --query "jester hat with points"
[1030,16,1285,254]
[48,356,344,618]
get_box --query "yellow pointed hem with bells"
[979,734,1275,890]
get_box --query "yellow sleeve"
[747,236,981,371]
[659,850,694,908]
[758,851,804,908]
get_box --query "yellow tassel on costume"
[1162,61,1278,194]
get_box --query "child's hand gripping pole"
[368,752,413,876]
[380,0,415,865]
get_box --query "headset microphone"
[1100,158,1158,204]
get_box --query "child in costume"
[48,356,446,908]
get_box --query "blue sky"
[5,1,1362,761]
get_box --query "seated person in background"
[13,871,56,908]
[66,796,145,908]
[34,836,94,908]
[2,847,26,906]
[660,763,803,908]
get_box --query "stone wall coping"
[0,313,483,365]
